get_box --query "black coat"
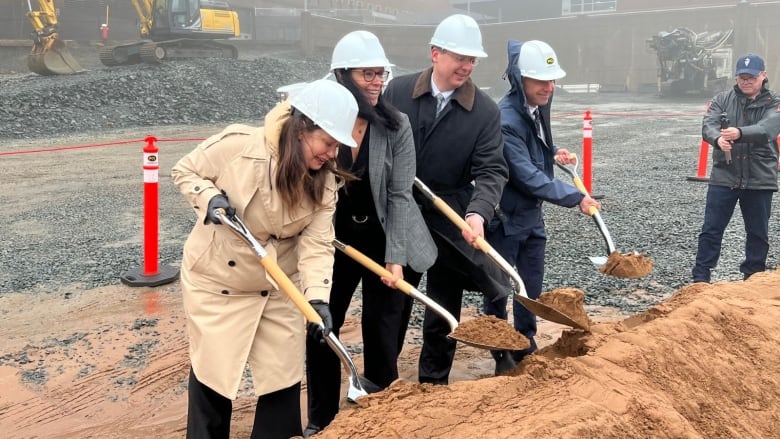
[384,67,510,301]
[703,82,780,190]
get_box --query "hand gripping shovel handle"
[412,178,529,299]
[213,209,370,402]
[555,155,616,255]
[412,179,587,330]
[332,239,459,333]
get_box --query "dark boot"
[303,423,322,438]
[494,350,517,376]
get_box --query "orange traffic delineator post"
[582,110,593,193]
[686,138,710,182]
[581,110,604,199]
[121,136,179,287]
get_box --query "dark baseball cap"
[735,54,765,77]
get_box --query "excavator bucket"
[27,37,83,75]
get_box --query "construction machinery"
[25,0,84,75]
[646,27,733,97]
[99,0,240,66]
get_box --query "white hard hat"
[429,14,487,58]
[331,30,394,70]
[518,40,566,81]
[289,79,358,147]
[276,81,308,102]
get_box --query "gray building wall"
[301,2,780,92]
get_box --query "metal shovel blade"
[323,332,379,402]
[412,178,589,331]
[489,247,589,331]
[513,294,589,331]
[555,157,616,268]
[332,240,524,350]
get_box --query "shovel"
[214,209,379,402]
[332,239,524,351]
[555,155,653,279]
[413,178,588,331]
[554,154,615,266]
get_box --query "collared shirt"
[431,78,455,109]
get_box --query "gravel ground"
[2,53,778,322]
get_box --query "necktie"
[534,109,547,145]
[435,94,446,117]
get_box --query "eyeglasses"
[737,74,763,84]
[440,49,479,66]
[353,69,390,82]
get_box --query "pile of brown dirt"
[537,287,590,330]
[450,315,531,350]
[314,272,780,438]
[3,271,780,438]
[599,251,654,279]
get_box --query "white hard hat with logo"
[518,40,566,81]
[429,14,488,58]
[330,30,394,70]
[289,79,358,147]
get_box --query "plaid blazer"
[367,112,437,273]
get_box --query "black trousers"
[186,369,302,439]
[405,234,471,385]
[305,217,416,429]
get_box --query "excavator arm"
[130,0,154,39]
[25,0,84,75]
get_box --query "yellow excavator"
[99,0,240,66]
[25,0,85,75]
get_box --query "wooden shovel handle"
[259,258,322,324]
[214,209,322,325]
[561,154,598,216]
[430,197,494,254]
[333,241,415,295]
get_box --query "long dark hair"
[275,110,354,209]
[334,68,402,132]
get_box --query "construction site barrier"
[687,138,711,182]
[582,110,593,194]
[120,136,179,287]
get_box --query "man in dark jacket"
[383,14,509,385]
[485,40,601,373]
[693,53,780,283]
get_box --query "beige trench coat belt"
[217,288,273,297]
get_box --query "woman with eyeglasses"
[303,30,437,437]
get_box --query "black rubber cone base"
[686,176,710,182]
[121,264,179,287]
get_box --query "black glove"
[307,299,332,343]
[205,194,235,225]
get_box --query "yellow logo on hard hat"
[546,57,555,65]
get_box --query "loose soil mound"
[315,272,780,438]
[537,287,590,331]
[599,251,654,279]
[3,272,780,438]
[450,315,531,350]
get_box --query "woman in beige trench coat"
[171,80,358,439]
